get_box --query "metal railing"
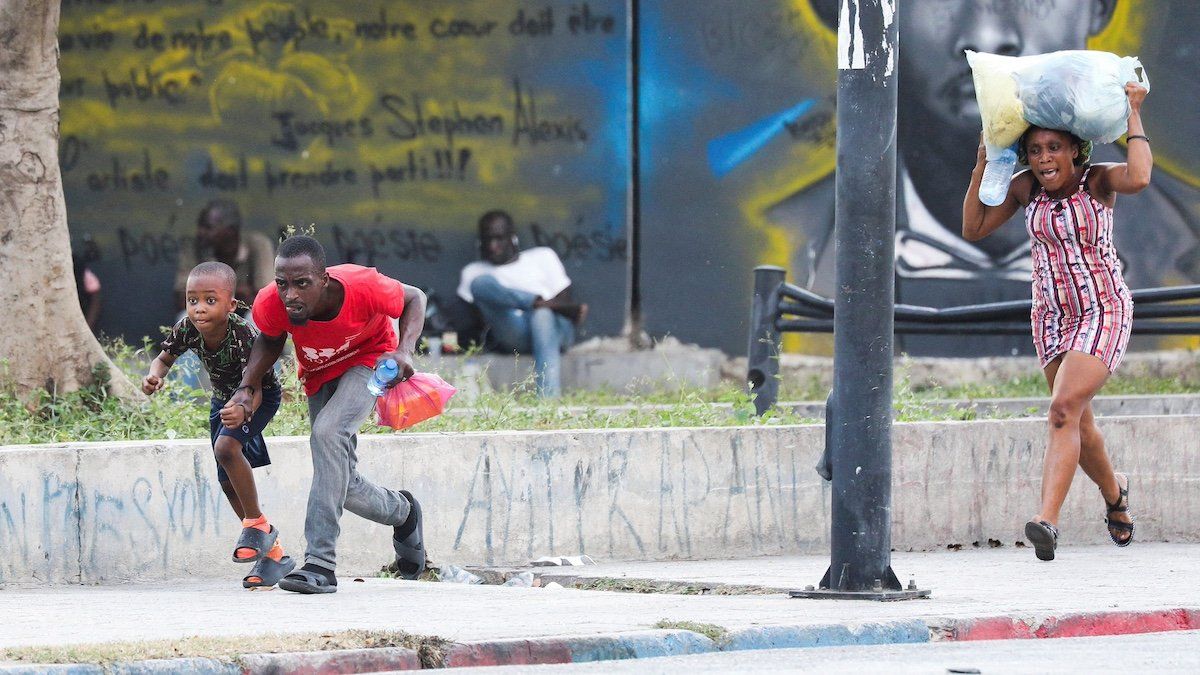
[747,265,1200,414]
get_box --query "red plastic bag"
[375,372,457,430]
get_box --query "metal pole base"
[789,587,931,601]
[789,565,931,602]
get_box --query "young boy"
[143,261,294,588]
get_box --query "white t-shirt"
[457,247,571,304]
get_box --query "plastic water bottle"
[979,144,1018,207]
[367,358,398,396]
[438,564,483,584]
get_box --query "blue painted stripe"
[722,620,931,651]
[0,666,104,675]
[0,660,238,675]
[567,630,717,663]
[706,99,816,178]
[107,658,239,675]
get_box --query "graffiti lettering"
[367,147,472,196]
[132,20,233,54]
[509,7,554,37]
[354,9,417,42]
[117,227,187,270]
[263,160,358,194]
[430,17,498,39]
[199,155,249,191]
[271,111,374,151]
[700,8,809,63]
[529,221,626,262]
[59,135,87,173]
[59,26,115,51]
[60,77,87,99]
[567,3,615,35]
[244,10,331,54]
[86,150,171,192]
[511,78,588,146]
[784,106,835,149]
[380,93,505,146]
[331,224,442,266]
[102,67,202,108]
[64,0,224,5]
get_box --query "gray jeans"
[304,365,410,572]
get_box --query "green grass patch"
[653,620,729,644]
[0,630,449,668]
[2,338,1198,445]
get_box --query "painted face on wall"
[898,0,1114,135]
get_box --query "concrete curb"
[441,630,715,668]
[237,647,422,673]
[722,620,930,651]
[4,608,1198,673]
[930,607,1200,641]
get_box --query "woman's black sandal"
[1103,472,1134,547]
[1025,520,1059,561]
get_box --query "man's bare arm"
[223,332,286,425]
[378,284,426,381]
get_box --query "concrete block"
[891,416,1200,550]
[412,426,829,567]
[415,338,728,398]
[4,414,1200,585]
[0,446,81,584]
[75,440,235,584]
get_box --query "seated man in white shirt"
[457,210,587,398]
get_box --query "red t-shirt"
[254,264,405,396]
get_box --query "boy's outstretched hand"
[142,374,164,395]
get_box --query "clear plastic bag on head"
[967,49,1149,155]
[374,371,457,430]
[1014,50,1148,144]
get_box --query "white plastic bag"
[967,49,1149,157]
[966,51,1028,160]
[1014,50,1148,144]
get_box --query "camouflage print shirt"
[160,312,281,400]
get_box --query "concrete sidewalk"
[2,544,1198,670]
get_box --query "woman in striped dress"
[962,83,1151,561]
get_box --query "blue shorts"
[208,386,282,483]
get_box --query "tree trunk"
[0,0,138,402]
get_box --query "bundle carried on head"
[968,49,1150,160]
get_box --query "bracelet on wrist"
[1127,134,1150,144]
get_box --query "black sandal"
[243,555,296,589]
[232,524,278,563]
[1103,472,1134,547]
[278,567,337,594]
[390,490,426,581]
[1025,520,1059,561]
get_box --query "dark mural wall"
[61,1,1200,357]
[637,0,1200,355]
[59,0,629,345]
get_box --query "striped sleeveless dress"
[1026,166,1132,372]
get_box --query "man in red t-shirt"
[224,235,427,594]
